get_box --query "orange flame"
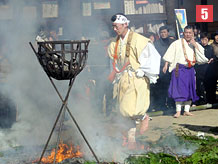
[38,142,83,163]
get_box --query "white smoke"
[0,0,130,163]
[0,1,197,163]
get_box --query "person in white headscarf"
[107,13,161,149]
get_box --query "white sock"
[176,104,182,112]
[184,105,190,112]
[142,113,147,120]
[184,101,191,112]
[127,128,136,142]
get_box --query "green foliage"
[84,135,218,164]
[84,162,118,164]
[84,162,97,164]
[125,135,218,164]
[125,153,178,164]
[178,135,218,164]
[185,142,218,164]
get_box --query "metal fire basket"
[36,40,89,80]
[29,40,100,164]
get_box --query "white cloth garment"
[113,14,130,25]
[163,38,208,72]
[137,42,161,84]
[136,69,144,78]
[184,105,191,112]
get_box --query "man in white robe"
[163,25,209,118]
[107,13,161,149]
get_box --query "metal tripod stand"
[29,40,99,164]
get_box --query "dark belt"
[175,63,179,77]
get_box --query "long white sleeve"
[138,43,161,83]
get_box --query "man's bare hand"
[190,38,197,46]
[190,38,200,51]
[162,62,168,74]
[208,58,213,64]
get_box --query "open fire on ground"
[32,141,83,163]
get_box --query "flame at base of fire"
[34,141,83,163]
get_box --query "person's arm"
[162,61,168,74]
[162,40,177,72]
[210,45,216,61]
[206,46,215,64]
[208,58,213,64]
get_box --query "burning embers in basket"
[32,40,90,80]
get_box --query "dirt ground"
[103,107,218,146]
[141,108,218,142]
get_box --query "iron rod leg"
[38,79,74,164]
[53,107,67,164]
[38,102,66,164]
[49,77,100,163]
[66,108,100,163]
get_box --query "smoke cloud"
[0,1,192,163]
[0,0,130,163]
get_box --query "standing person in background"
[162,25,209,118]
[49,29,58,41]
[211,31,218,58]
[144,32,156,44]
[108,13,161,149]
[195,32,215,105]
[209,31,218,103]
[154,26,175,56]
[152,26,175,111]
[193,25,201,43]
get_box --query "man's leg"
[119,114,136,147]
[184,101,193,116]
[174,102,182,118]
[139,114,149,134]
[127,127,137,149]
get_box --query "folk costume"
[163,38,208,113]
[108,28,160,147]
[108,14,160,149]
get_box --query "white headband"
[113,15,130,25]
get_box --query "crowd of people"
[105,13,218,149]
